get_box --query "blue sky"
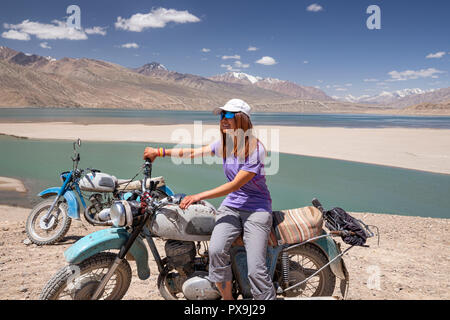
[0,0,449,97]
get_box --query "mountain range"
[0,46,448,114]
[334,87,450,108]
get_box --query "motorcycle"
[40,159,376,300]
[26,139,174,246]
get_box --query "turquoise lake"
[1,135,449,219]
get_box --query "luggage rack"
[279,198,379,298]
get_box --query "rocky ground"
[0,205,448,300]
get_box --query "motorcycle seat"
[116,176,166,191]
[231,206,323,248]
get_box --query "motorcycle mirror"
[77,138,82,147]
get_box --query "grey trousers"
[208,205,276,300]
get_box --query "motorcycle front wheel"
[40,252,132,300]
[26,197,72,245]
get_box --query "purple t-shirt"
[210,140,272,213]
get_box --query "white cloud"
[345,83,352,87]
[426,51,446,59]
[3,20,87,40]
[255,56,277,65]
[121,43,139,49]
[303,60,309,64]
[85,26,107,36]
[364,78,379,82]
[221,64,240,72]
[201,48,211,52]
[335,88,347,92]
[1,29,30,40]
[247,46,259,51]
[40,42,51,49]
[115,8,200,32]
[387,68,445,81]
[307,4,323,12]
[222,55,240,60]
[234,61,250,68]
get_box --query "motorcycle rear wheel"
[26,198,71,245]
[40,252,132,300]
[280,243,336,298]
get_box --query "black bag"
[324,207,368,246]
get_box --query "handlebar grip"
[312,198,324,213]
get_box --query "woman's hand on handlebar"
[143,147,159,162]
[179,194,201,210]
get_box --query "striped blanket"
[273,206,324,245]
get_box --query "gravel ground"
[0,205,448,300]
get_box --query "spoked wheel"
[40,252,132,300]
[26,198,71,245]
[157,268,186,300]
[280,243,336,298]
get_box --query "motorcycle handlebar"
[312,198,324,213]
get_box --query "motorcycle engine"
[164,240,220,300]
[165,240,196,276]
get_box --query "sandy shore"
[1,122,450,174]
[0,205,448,300]
[0,177,26,193]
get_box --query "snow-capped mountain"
[209,72,333,101]
[210,72,262,84]
[133,62,168,75]
[335,88,435,105]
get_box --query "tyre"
[26,197,72,245]
[157,267,184,300]
[40,252,132,300]
[278,243,336,298]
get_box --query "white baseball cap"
[213,99,251,117]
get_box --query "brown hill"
[399,99,450,115]
[0,46,371,112]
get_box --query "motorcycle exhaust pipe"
[84,206,113,226]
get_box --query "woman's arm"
[143,145,213,161]
[179,170,256,209]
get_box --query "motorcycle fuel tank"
[79,172,117,192]
[148,201,217,241]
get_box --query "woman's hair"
[219,112,262,161]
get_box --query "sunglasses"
[220,111,236,120]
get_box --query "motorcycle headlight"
[110,201,131,227]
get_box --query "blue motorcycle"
[40,159,376,300]
[26,139,174,246]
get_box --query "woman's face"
[220,113,237,131]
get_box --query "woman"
[143,99,276,300]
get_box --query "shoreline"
[1,106,450,117]
[1,122,450,175]
[0,177,26,193]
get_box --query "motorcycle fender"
[38,188,80,220]
[313,231,347,280]
[159,185,174,196]
[64,228,150,280]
